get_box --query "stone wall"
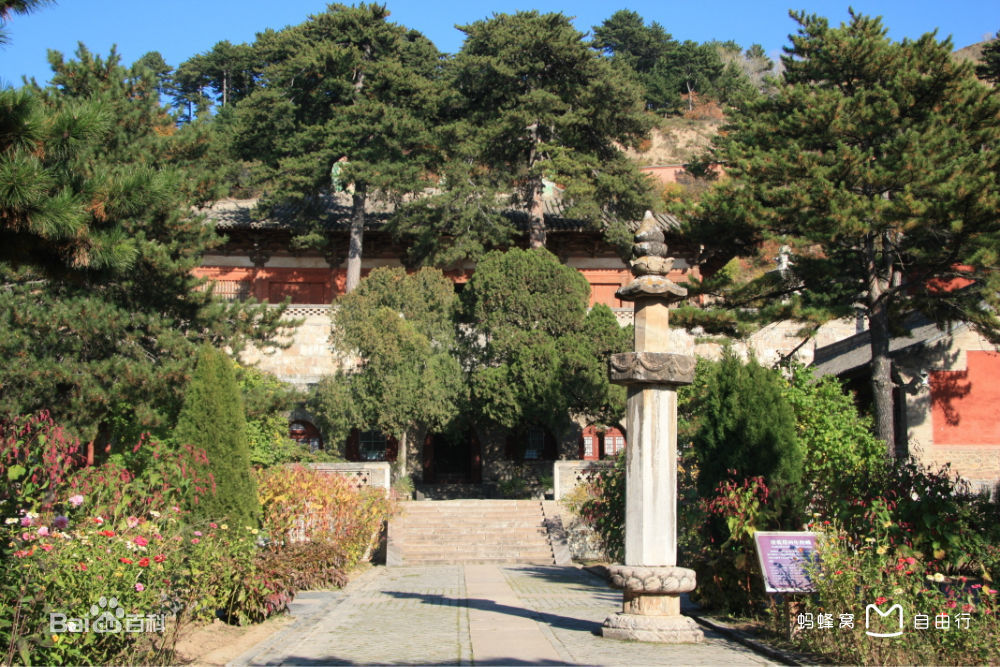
[240,307,340,390]
[902,329,1000,491]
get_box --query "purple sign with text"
[753,531,819,593]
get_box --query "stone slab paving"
[230,564,777,666]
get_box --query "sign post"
[753,531,819,639]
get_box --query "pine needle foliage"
[690,10,999,454]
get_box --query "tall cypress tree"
[697,11,999,456]
[174,346,259,525]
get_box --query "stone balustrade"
[308,462,391,491]
[553,460,615,500]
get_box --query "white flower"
[4,518,18,525]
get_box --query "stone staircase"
[387,499,562,566]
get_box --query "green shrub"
[690,351,804,523]
[174,345,259,525]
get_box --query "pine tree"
[697,11,999,456]
[174,345,259,525]
[448,11,654,251]
[231,4,443,292]
[0,47,284,444]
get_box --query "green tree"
[174,345,259,525]
[309,267,464,478]
[688,351,803,518]
[0,0,52,45]
[462,248,629,435]
[0,48,284,444]
[699,11,999,455]
[448,11,653,251]
[782,363,885,505]
[172,40,258,119]
[231,4,443,292]
[976,33,999,87]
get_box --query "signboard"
[753,531,819,593]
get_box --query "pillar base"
[601,611,704,644]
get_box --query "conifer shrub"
[689,351,804,522]
[173,346,259,526]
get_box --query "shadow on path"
[270,657,567,666]
[385,590,601,635]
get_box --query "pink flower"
[209,522,218,529]
[19,516,32,527]
[971,584,983,590]
[133,536,148,547]
[68,495,84,507]
[193,531,202,537]
[946,600,958,609]
[77,562,87,571]
[41,544,54,552]
[37,527,49,537]
[52,516,69,530]
[126,516,140,528]
[135,583,145,592]
[962,604,974,612]
[191,538,200,545]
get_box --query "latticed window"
[359,430,388,461]
[583,435,594,458]
[523,426,545,460]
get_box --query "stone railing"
[272,303,331,319]
[611,308,634,327]
[308,462,391,491]
[553,460,615,500]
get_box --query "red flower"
[137,557,150,567]
[119,557,133,564]
[153,554,166,563]
[963,604,974,613]
[835,570,844,575]
[875,596,888,605]
[98,530,116,537]
[133,536,148,547]
[946,600,958,609]
[77,562,87,571]
[41,544,53,552]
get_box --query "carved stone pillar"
[601,213,704,644]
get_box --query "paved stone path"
[231,564,777,666]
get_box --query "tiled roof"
[201,193,682,234]
[811,314,961,377]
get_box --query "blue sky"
[1,0,997,87]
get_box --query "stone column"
[601,214,704,644]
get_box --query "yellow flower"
[250,529,259,535]
[876,546,888,555]
[52,634,61,643]
[933,572,946,583]
[882,520,893,528]
[865,537,876,543]
[220,524,228,530]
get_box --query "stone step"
[387,499,556,567]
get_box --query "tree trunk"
[865,234,897,458]
[345,186,366,293]
[528,179,546,249]
[396,430,408,480]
